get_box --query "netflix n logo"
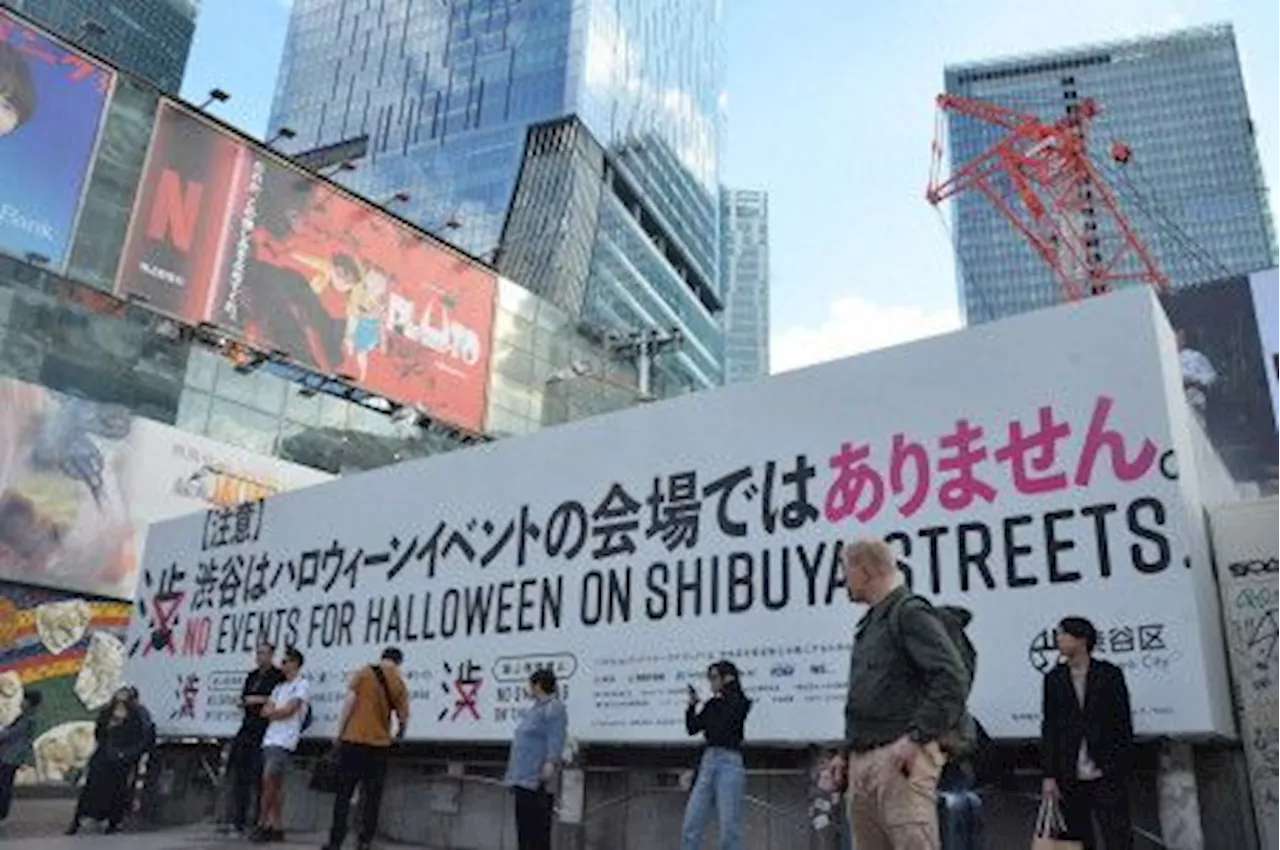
[147,169,204,254]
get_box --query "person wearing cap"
[1040,616,1135,850]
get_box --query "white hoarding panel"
[123,290,1232,743]
[1207,497,1277,849]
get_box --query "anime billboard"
[116,101,497,433]
[0,377,331,600]
[0,10,114,269]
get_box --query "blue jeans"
[681,747,745,850]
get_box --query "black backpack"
[888,595,996,784]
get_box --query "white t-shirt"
[261,677,310,751]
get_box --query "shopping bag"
[309,749,340,793]
[1032,797,1082,850]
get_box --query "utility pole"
[609,328,684,400]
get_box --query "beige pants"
[845,741,944,850]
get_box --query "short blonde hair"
[843,537,896,576]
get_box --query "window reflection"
[206,399,282,456]
[176,388,212,432]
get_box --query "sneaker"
[250,827,272,843]
[271,828,286,842]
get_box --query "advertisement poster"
[0,10,113,268]
[1248,267,1278,425]
[111,99,244,320]
[0,377,332,600]
[0,581,131,785]
[123,291,1231,744]
[1160,272,1278,493]
[116,100,497,433]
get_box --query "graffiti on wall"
[0,581,129,784]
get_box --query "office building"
[945,25,1277,324]
[4,0,199,92]
[719,187,770,382]
[268,0,726,392]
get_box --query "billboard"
[122,290,1233,744]
[0,377,332,600]
[1160,270,1278,492]
[0,10,114,269]
[115,101,497,433]
[0,581,131,785]
[1248,268,1278,424]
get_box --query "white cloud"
[770,296,961,375]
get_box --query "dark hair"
[708,660,740,680]
[529,667,557,694]
[23,689,42,710]
[1058,616,1098,652]
[708,660,746,698]
[382,647,404,665]
[0,43,37,129]
[283,646,305,666]
[257,642,275,652]
[332,253,361,281]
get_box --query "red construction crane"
[927,94,1168,302]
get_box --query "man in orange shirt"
[323,648,409,850]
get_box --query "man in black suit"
[1040,616,1134,850]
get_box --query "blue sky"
[182,0,1279,373]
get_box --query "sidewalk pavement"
[0,797,77,841]
[0,821,337,850]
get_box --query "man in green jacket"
[833,538,968,850]
[0,690,42,822]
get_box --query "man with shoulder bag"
[831,538,974,850]
[322,648,410,850]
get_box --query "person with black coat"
[220,643,284,835]
[0,690,42,822]
[1040,616,1135,850]
[680,660,752,850]
[67,688,151,835]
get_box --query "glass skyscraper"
[945,25,1277,324]
[5,0,199,93]
[268,0,726,392]
[719,188,770,383]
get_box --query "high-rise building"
[4,0,199,93]
[719,188,770,383]
[268,0,726,392]
[944,25,1278,324]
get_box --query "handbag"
[309,749,340,793]
[1032,796,1083,850]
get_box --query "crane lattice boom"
[927,93,1167,301]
